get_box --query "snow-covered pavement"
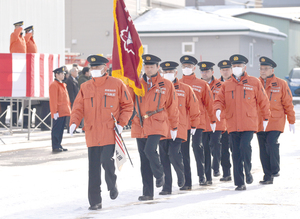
[0,105,300,219]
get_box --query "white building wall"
[0,0,65,65]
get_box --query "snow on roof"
[133,8,286,39]
[214,7,300,22]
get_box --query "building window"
[249,43,253,67]
[182,42,195,55]
[143,45,148,54]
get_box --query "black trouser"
[191,129,205,182]
[181,130,192,187]
[202,131,222,181]
[230,131,254,186]
[257,131,281,180]
[137,135,163,197]
[220,131,232,177]
[88,145,116,206]
[51,116,66,150]
[159,138,184,193]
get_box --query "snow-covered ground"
[1,105,300,219]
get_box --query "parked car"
[285,68,300,96]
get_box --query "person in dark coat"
[78,67,91,88]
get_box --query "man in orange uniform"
[218,60,233,182]
[49,66,71,152]
[179,55,216,189]
[158,61,200,195]
[10,21,26,53]
[214,54,270,191]
[257,56,295,184]
[129,54,179,201]
[24,26,37,53]
[69,55,133,210]
[199,61,226,185]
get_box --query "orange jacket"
[180,74,216,130]
[162,78,200,141]
[49,79,72,118]
[204,76,226,132]
[24,33,37,53]
[214,72,270,133]
[258,75,295,132]
[130,73,179,138]
[10,27,26,53]
[70,75,133,147]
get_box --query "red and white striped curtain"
[0,53,60,98]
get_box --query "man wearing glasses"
[257,56,295,185]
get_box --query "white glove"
[210,123,216,133]
[289,124,295,134]
[54,112,59,120]
[69,124,76,136]
[191,128,196,135]
[216,109,221,122]
[116,124,123,134]
[170,130,177,141]
[263,120,269,132]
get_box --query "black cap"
[218,60,231,69]
[180,55,197,65]
[160,61,179,71]
[87,55,109,67]
[142,54,161,65]
[229,54,248,64]
[53,66,66,74]
[198,61,215,71]
[14,21,23,26]
[259,56,277,68]
[24,26,33,32]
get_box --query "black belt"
[143,108,164,119]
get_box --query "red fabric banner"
[112,0,145,96]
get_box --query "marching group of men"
[49,53,295,210]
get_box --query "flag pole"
[135,95,143,127]
[111,113,134,167]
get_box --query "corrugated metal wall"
[0,0,65,65]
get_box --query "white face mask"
[91,69,104,78]
[232,67,243,77]
[163,73,175,82]
[182,68,193,76]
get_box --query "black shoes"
[273,172,280,177]
[159,191,171,195]
[220,175,232,181]
[246,174,253,184]
[199,178,207,186]
[110,185,118,200]
[89,203,102,210]
[259,179,273,185]
[138,196,153,201]
[178,175,185,188]
[214,171,220,177]
[52,148,68,153]
[156,173,165,188]
[179,185,192,191]
[235,185,246,191]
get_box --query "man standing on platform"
[257,56,295,184]
[129,54,179,201]
[24,25,37,53]
[49,66,71,152]
[10,21,26,53]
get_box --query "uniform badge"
[202,63,206,68]
[223,62,227,65]
[165,63,170,67]
[146,56,151,60]
[184,57,189,60]
[91,57,96,62]
[261,58,265,62]
[234,56,239,61]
